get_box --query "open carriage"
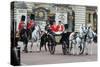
[47,32,69,55]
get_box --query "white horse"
[27,24,41,52]
[85,26,96,55]
[69,25,88,55]
[69,32,82,55]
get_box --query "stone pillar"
[90,12,94,30]
[72,6,86,32]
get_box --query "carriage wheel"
[62,41,67,55]
[48,41,55,54]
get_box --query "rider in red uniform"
[18,15,25,31]
[18,15,28,53]
[27,14,35,39]
[27,14,35,30]
[18,21,24,31]
[57,21,65,32]
[50,21,58,32]
[27,20,35,30]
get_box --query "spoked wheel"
[48,41,55,54]
[62,41,68,55]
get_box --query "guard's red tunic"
[27,20,35,29]
[18,21,25,31]
[50,24,58,32]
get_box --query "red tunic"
[18,21,24,31]
[27,20,35,29]
[50,24,58,32]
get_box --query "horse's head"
[87,26,97,39]
[83,26,88,33]
[80,26,87,37]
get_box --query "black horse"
[27,25,35,40]
[18,15,28,53]
[40,31,71,55]
[19,28,28,53]
[40,32,48,51]
[40,32,56,54]
[60,32,71,55]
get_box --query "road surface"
[21,43,97,65]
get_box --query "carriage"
[46,31,69,55]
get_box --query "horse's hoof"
[73,54,76,56]
[85,53,88,55]
[76,53,80,56]
[77,54,80,56]
[72,53,75,56]
[25,51,28,53]
[38,51,41,52]
[30,51,32,53]
[68,53,71,55]
[79,52,83,55]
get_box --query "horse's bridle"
[87,30,94,39]
[82,26,88,33]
